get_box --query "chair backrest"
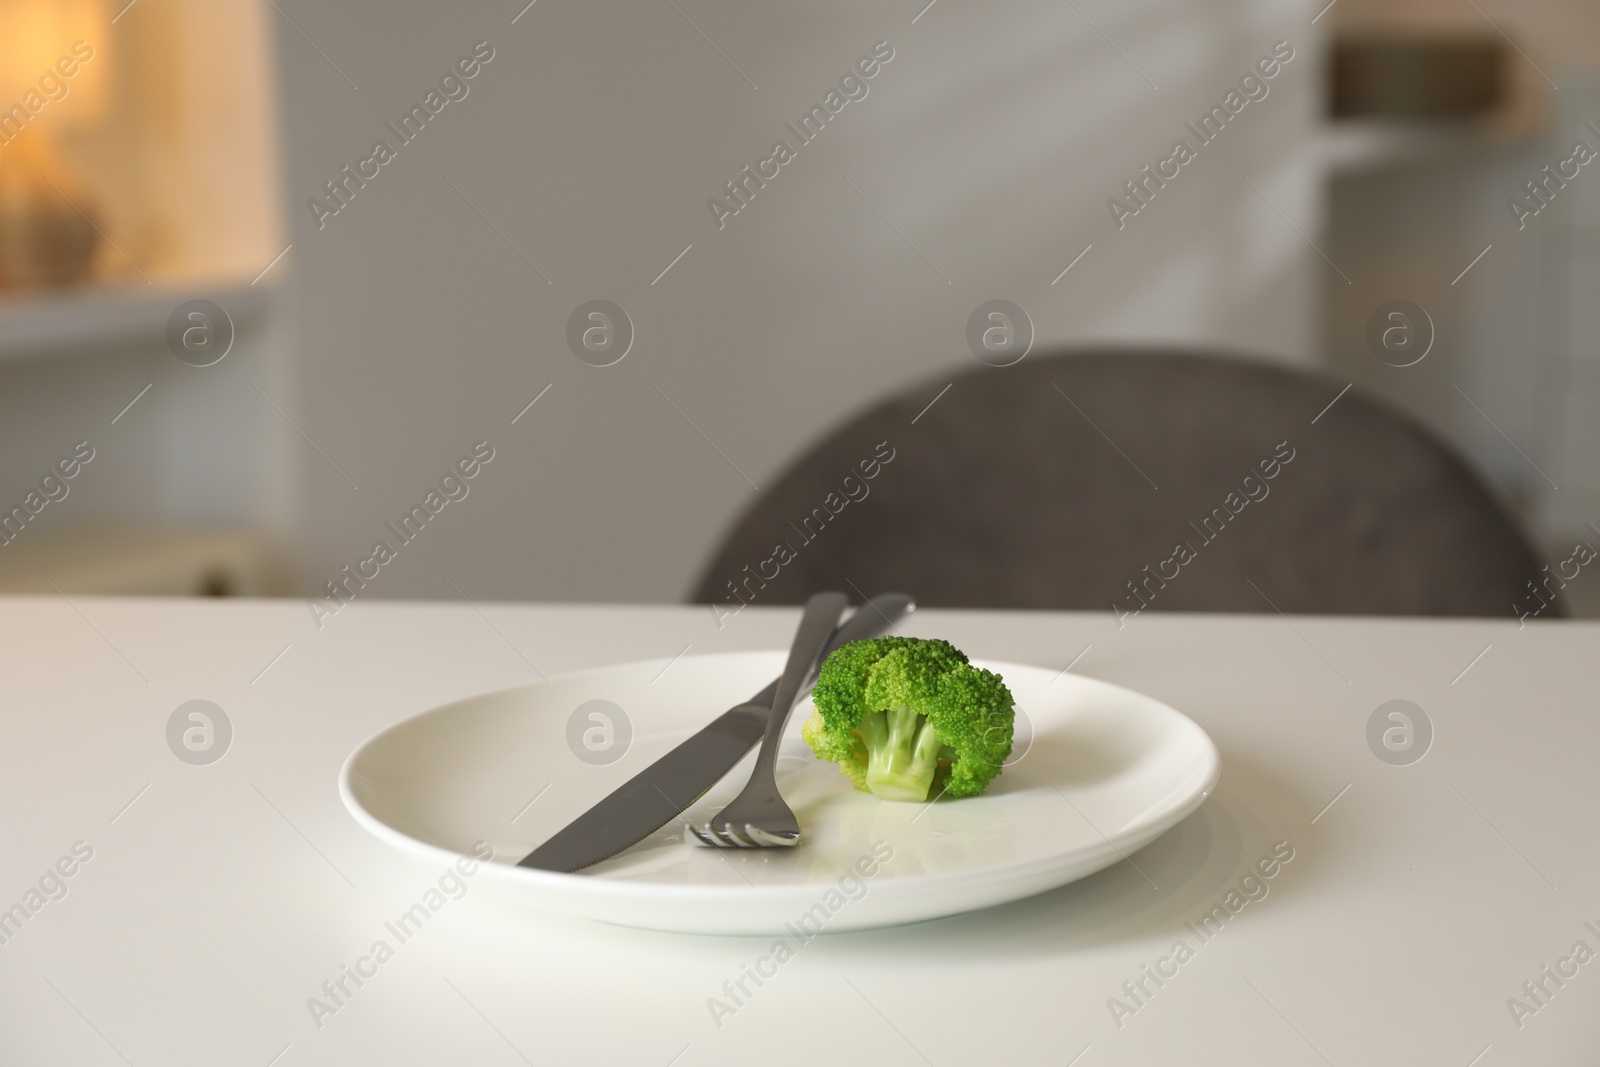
[690,349,1554,620]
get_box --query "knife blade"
[517,593,914,872]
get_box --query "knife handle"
[745,592,914,709]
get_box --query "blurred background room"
[0,0,1594,616]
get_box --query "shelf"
[1319,118,1538,177]
[0,525,285,596]
[0,278,274,364]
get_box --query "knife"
[517,593,914,872]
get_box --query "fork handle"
[744,593,914,709]
[753,592,849,777]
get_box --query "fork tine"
[685,822,722,848]
[745,825,799,847]
[718,823,758,847]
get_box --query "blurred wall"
[274,0,1324,603]
[1325,0,1600,586]
[0,313,290,531]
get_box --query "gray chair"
[690,349,1554,619]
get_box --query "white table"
[1,596,1595,1066]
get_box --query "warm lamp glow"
[0,0,108,127]
[0,0,110,290]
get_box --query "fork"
[688,590,849,848]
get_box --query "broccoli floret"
[801,637,1015,802]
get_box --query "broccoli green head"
[800,637,1015,802]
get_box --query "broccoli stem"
[856,706,944,802]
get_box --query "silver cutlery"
[687,590,848,849]
[516,592,913,871]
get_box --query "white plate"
[340,651,1219,935]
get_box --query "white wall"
[0,309,290,540]
[273,0,1323,604]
